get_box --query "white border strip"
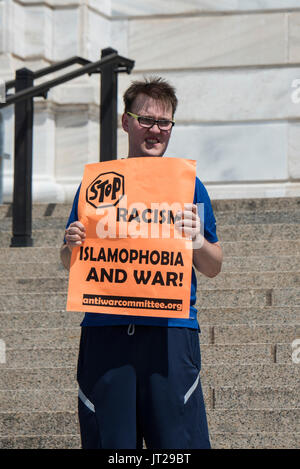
[184,374,200,405]
[78,388,95,413]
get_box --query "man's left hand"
[175,203,204,250]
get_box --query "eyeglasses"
[127,112,175,131]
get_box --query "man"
[61,77,223,449]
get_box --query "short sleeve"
[193,177,218,243]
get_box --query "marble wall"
[0,0,300,201]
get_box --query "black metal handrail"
[0,48,135,247]
[1,51,133,107]
[5,56,91,91]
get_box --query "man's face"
[122,94,173,158]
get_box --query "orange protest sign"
[66,157,196,318]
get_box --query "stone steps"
[221,256,300,272]
[2,274,300,293]
[1,197,300,219]
[1,239,299,258]
[208,324,299,344]
[213,386,299,410]
[0,411,79,437]
[211,197,300,213]
[201,364,300,386]
[2,347,79,368]
[1,431,299,449]
[1,363,298,388]
[215,211,300,225]
[0,288,299,310]
[1,223,300,247]
[200,343,293,365]
[0,263,68,278]
[1,213,300,230]
[8,212,294,233]
[0,386,298,412]
[198,271,300,288]
[0,203,72,219]
[2,267,300,288]
[198,306,300,324]
[2,328,81,348]
[207,409,300,433]
[0,230,65,247]
[0,409,298,437]
[0,247,62,263]
[0,311,84,328]
[1,257,300,276]
[0,367,77,389]
[1,325,298,347]
[218,223,300,241]
[0,218,69,231]
[1,213,299,233]
[0,306,298,328]
[0,389,78,412]
[0,435,81,449]
[221,240,300,257]
[211,432,300,450]
[0,343,296,367]
[0,199,299,449]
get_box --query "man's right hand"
[61,221,86,270]
[64,221,86,251]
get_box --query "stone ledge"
[112,1,300,18]
[207,409,300,433]
[210,431,300,449]
[198,306,300,325]
[0,434,80,449]
[214,386,300,409]
[201,363,300,387]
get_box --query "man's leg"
[136,326,211,449]
[76,326,141,449]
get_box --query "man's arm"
[60,244,72,271]
[60,221,86,271]
[175,203,223,278]
[192,238,222,278]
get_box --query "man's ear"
[122,113,129,133]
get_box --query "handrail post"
[100,48,118,162]
[10,68,34,247]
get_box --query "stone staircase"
[0,198,299,449]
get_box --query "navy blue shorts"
[77,325,211,449]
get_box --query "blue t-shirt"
[65,177,218,330]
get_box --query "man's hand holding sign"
[65,221,86,248]
[175,203,222,278]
